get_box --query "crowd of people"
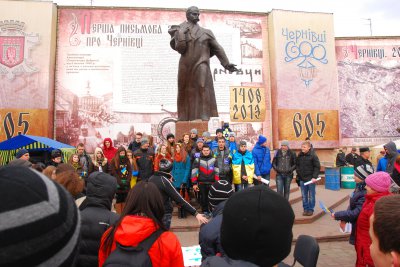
[1,130,400,267]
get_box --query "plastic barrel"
[325,167,340,191]
[341,166,356,189]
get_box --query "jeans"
[276,174,293,200]
[234,183,248,192]
[300,181,316,212]
[199,183,212,213]
[162,213,172,230]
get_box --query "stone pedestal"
[175,121,209,140]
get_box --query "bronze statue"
[169,6,238,121]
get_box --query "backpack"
[103,229,164,267]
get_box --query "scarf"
[174,152,183,162]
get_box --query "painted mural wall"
[55,8,271,152]
[268,9,340,149]
[336,38,400,146]
[0,1,57,141]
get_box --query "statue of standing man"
[169,6,238,121]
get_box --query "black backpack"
[103,229,164,267]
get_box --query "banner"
[230,86,266,122]
[336,38,400,146]
[56,8,271,152]
[268,10,340,148]
[0,0,57,140]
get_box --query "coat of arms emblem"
[0,20,39,80]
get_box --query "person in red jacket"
[355,171,392,267]
[102,138,117,162]
[99,181,184,267]
[154,143,173,172]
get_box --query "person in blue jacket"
[227,132,238,156]
[252,135,272,186]
[210,129,224,151]
[376,155,388,172]
[171,143,191,218]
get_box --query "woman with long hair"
[99,182,184,267]
[180,132,193,154]
[154,143,172,172]
[67,153,86,178]
[90,147,109,173]
[171,143,191,218]
[110,146,132,214]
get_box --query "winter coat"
[232,150,254,185]
[335,151,347,167]
[345,153,359,166]
[272,149,296,175]
[77,172,119,267]
[355,191,391,267]
[192,154,220,184]
[171,155,191,188]
[376,156,388,172]
[296,150,321,182]
[199,201,225,261]
[334,182,366,245]
[210,138,219,151]
[252,143,272,176]
[90,148,109,173]
[78,153,92,175]
[190,147,202,165]
[154,153,172,172]
[102,138,117,162]
[98,216,184,267]
[354,157,373,169]
[149,172,197,216]
[212,147,232,182]
[109,158,132,193]
[384,141,399,174]
[201,256,259,267]
[133,148,155,181]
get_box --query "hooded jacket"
[384,141,399,174]
[355,191,391,267]
[191,154,220,184]
[77,172,119,267]
[98,216,184,267]
[252,142,272,176]
[103,138,117,162]
[199,201,226,261]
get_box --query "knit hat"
[0,166,80,266]
[51,149,62,159]
[354,164,374,180]
[141,138,149,145]
[190,128,198,135]
[221,186,294,266]
[257,135,267,145]
[196,138,205,144]
[208,180,234,211]
[365,171,391,193]
[15,149,29,159]
[228,132,235,137]
[166,133,175,140]
[202,131,211,138]
[216,128,223,134]
[281,140,289,147]
[239,140,247,146]
[359,147,370,153]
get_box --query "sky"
[50,0,400,37]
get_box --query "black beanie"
[221,186,294,266]
[0,166,81,266]
[208,180,234,211]
[166,133,175,140]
